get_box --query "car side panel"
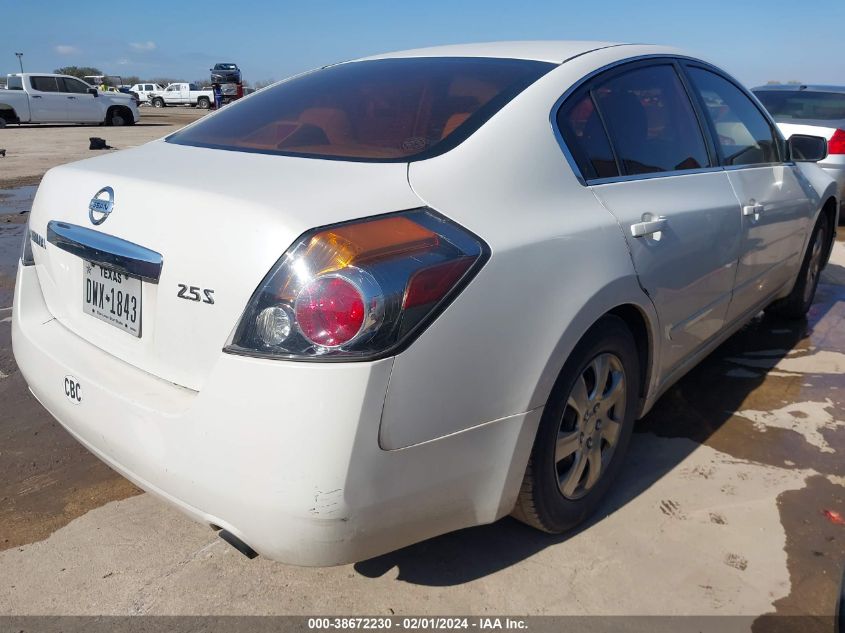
[0,90,30,122]
[62,87,102,123]
[724,165,814,321]
[385,57,661,450]
[591,172,742,382]
[26,77,67,122]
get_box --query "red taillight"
[403,258,474,309]
[829,129,845,155]
[227,208,488,360]
[295,276,365,347]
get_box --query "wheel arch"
[607,303,653,411]
[820,195,839,267]
[105,105,133,125]
[528,277,660,422]
[0,103,21,124]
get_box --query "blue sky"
[3,0,844,87]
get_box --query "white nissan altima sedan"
[12,41,839,566]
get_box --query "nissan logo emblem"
[88,186,115,225]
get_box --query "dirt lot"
[0,107,207,188]
[0,119,844,628]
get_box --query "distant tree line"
[54,66,103,79]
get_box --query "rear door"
[684,66,814,322]
[558,60,743,379]
[27,76,67,121]
[59,77,101,123]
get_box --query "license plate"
[83,261,142,337]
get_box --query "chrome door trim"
[588,166,725,186]
[46,221,163,283]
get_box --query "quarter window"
[687,68,779,166]
[30,76,60,92]
[557,93,619,179]
[592,65,710,176]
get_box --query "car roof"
[752,84,845,93]
[9,73,68,78]
[358,40,639,64]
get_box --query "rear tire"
[513,315,640,533]
[766,212,830,319]
[0,117,6,129]
[152,98,165,108]
[197,97,210,109]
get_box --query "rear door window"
[168,57,555,162]
[592,64,711,176]
[687,68,780,166]
[30,76,60,92]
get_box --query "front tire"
[105,107,131,126]
[152,98,165,108]
[766,212,830,319]
[513,315,640,533]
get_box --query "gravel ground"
[0,108,206,187]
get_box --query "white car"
[0,73,139,127]
[752,85,845,218]
[12,41,838,566]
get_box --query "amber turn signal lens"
[307,216,439,275]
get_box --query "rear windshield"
[754,90,845,122]
[167,57,555,161]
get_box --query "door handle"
[742,203,765,217]
[631,216,668,238]
[31,95,42,99]
[67,96,76,100]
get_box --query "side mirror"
[789,134,827,162]
[88,88,99,97]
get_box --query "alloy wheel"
[803,231,824,305]
[556,353,627,500]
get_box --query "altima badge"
[88,186,115,225]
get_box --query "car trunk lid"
[28,140,421,390]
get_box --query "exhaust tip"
[219,529,258,559]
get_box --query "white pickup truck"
[0,73,139,127]
[149,83,214,109]
[128,83,166,104]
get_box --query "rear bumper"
[12,263,539,566]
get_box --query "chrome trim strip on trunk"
[46,221,163,283]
